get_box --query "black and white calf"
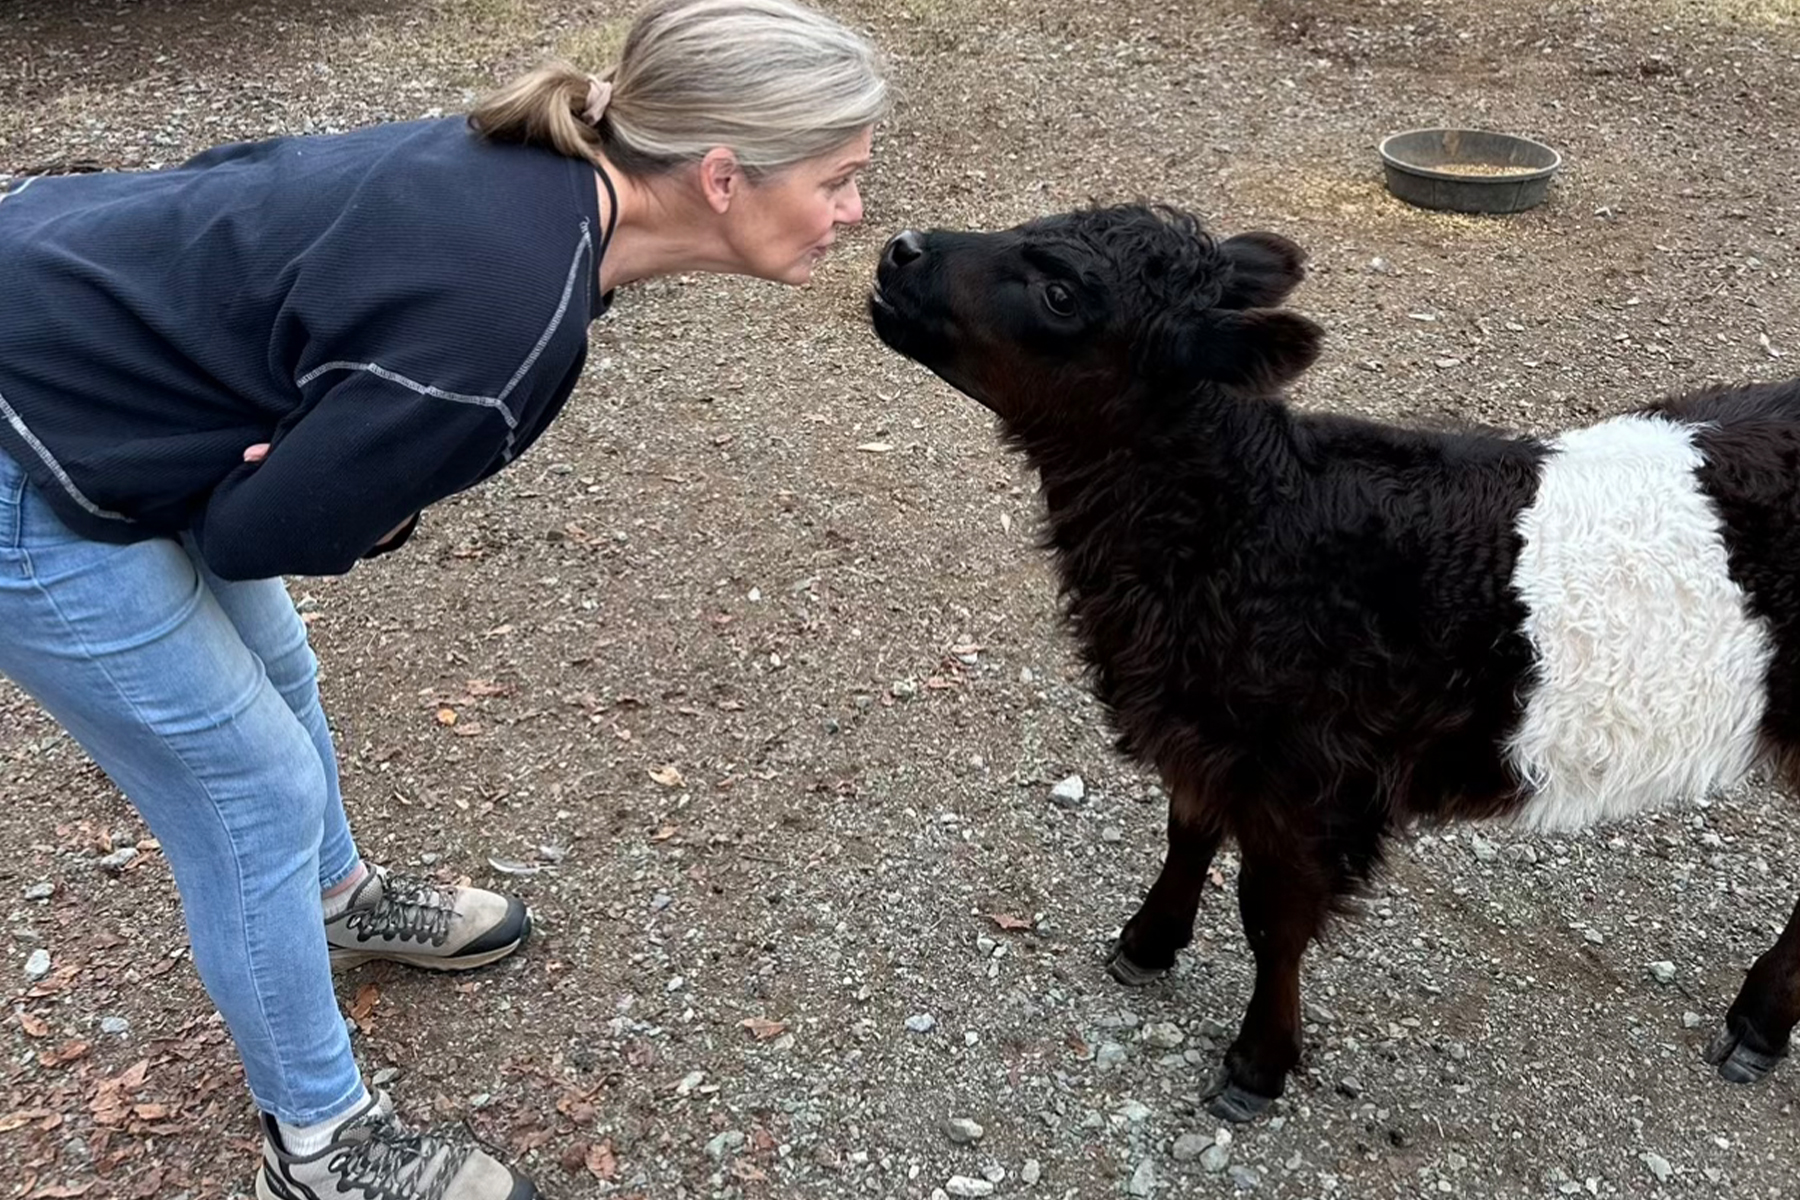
[866,203,1800,1121]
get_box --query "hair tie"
[582,77,614,127]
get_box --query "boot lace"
[326,1113,473,1200]
[344,871,458,946]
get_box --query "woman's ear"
[697,147,742,214]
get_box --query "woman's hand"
[243,442,270,464]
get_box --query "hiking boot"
[325,865,530,972]
[255,1090,536,1200]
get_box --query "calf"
[867,203,1800,1121]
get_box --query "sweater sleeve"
[188,369,516,581]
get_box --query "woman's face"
[721,127,873,284]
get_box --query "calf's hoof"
[1204,1069,1277,1123]
[1704,1023,1785,1085]
[1104,943,1168,988]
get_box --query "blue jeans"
[0,448,364,1125]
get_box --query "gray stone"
[24,948,50,981]
[906,1013,937,1034]
[1642,1152,1672,1183]
[1201,1143,1232,1173]
[1648,961,1677,984]
[943,1117,984,1144]
[1141,1021,1184,1049]
[1229,1165,1263,1191]
[944,1178,994,1198]
[99,1016,130,1036]
[97,847,138,874]
[22,882,53,902]
[1021,1160,1041,1186]
[1049,775,1087,807]
[1127,1159,1156,1197]
[705,1130,746,1160]
[1172,1132,1211,1162]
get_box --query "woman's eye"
[1043,283,1076,317]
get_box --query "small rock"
[372,1067,401,1086]
[891,679,919,701]
[97,848,138,874]
[24,948,51,981]
[1117,1100,1151,1123]
[1101,826,1124,843]
[1172,1132,1211,1162]
[666,976,685,992]
[1142,1021,1184,1049]
[1583,927,1606,946]
[1049,775,1087,807]
[705,1130,746,1160]
[1201,1142,1231,1173]
[99,1016,130,1036]
[943,1117,985,1144]
[675,1070,706,1096]
[22,882,54,902]
[1470,834,1498,863]
[944,1177,994,1198]
[1021,1160,1041,1186]
[1127,1159,1156,1197]
[1095,1041,1127,1068]
[1648,961,1677,984]
[1444,1041,1469,1062]
[1682,1011,1704,1029]
[650,892,673,912]
[906,1013,937,1034]
[1228,1165,1262,1191]
[1336,1076,1363,1099]
[982,1164,1006,1184]
[536,844,569,863]
[1641,1152,1672,1183]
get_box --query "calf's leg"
[1206,847,1330,1122]
[1707,895,1800,1084]
[1107,792,1222,986]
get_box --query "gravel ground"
[3,1,1800,1197]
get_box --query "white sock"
[277,1086,371,1156]
[321,862,371,921]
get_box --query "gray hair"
[468,0,889,179]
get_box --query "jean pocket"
[0,451,25,556]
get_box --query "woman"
[0,1,887,1196]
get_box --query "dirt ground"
[3,0,1800,1196]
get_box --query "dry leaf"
[17,1010,50,1038]
[0,1109,53,1133]
[649,825,679,843]
[856,441,894,453]
[585,1139,618,1180]
[131,1103,174,1120]
[740,1016,787,1041]
[349,983,381,1030]
[466,680,515,698]
[648,765,685,788]
[989,913,1034,931]
[40,1040,89,1068]
[435,707,458,726]
[30,1184,93,1199]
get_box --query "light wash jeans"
[0,447,364,1125]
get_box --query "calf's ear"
[1217,231,1308,309]
[1160,307,1324,391]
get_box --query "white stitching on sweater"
[294,220,594,463]
[0,387,133,522]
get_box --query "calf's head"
[868,204,1324,440]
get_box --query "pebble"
[1117,1099,1151,1123]
[25,948,50,981]
[944,1177,994,1198]
[705,1130,746,1160]
[1201,1142,1232,1173]
[1682,1011,1704,1029]
[1229,1165,1262,1191]
[665,976,685,992]
[982,1164,1006,1184]
[1648,961,1677,984]
[1142,1021,1184,1049]
[372,1067,401,1086]
[650,892,673,912]
[1096,1041,1128,1068]
[1021,1160,1041,1185]
[943,1117,984,1144]
[1583,928,1606,946]
[1101,826,1124,843]
[1049,775,1086,807]
[1172,1132,1211,1162]
[906,1013,937,1034]
[22,882,53,902]
[99,1016,130,1036]
[675,1070,706,1096]
[1470,834,1499,863]
[1642,1152,1672,1183]
[97,847,138,874]
[1127,1159,1156,1197]
[1337,1076,1363,1099]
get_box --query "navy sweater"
[0,117,609,580]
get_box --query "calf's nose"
[883,230,925,269]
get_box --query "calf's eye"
[1042,283,1077,318]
